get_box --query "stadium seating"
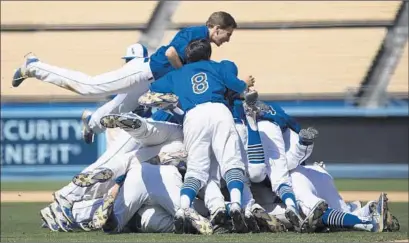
[1,1,407,98]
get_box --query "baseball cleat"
[299,127,319,145]
[244,210,260,233]
[174,208,213,235]
[49,202,72,232]
[40,206,60,232]
[301,200,328,233]
[383,193,400,232]
[229,203,249,233]
[100,113,143,129]
[173,208,186,234]
[92,194,115,229]
[81,110,94,144]
[375,192,386,232]
[12,53,39,87]
[252,205,286,232]
[78,222,93,232]
[138,91,178,109]
[184,208,213,235]
[285,205,304,233]
[158,150,188,166]
[210,207,227,226]
[72,168,113,187]
[53,192,74,224]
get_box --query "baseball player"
[148,39,255,234]
[12,12,236,96]
[290,163,386,233]
[220,60,309,232]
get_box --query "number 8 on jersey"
[191,72,209,94]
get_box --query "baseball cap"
[122,43,149,60]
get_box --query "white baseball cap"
[122,43,149,60]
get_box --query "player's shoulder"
[178,25,209,38]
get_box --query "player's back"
[170,60,235,112]
[149,26,209,80]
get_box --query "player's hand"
[244,75,255,88]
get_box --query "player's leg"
[13,55,154,96]
[304,164,378,218]
[199,157,227,226]
[246,122,268,183]
[82,86,151,144]
[291,166,383,233]
[175,104,214,235]
[283,128,316,171]
[209,103,248,233]
[257,120,303,231]
[101,112,183,148]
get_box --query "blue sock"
[277,183,298,210]
[322,208,372,229]
[180,177,201,208]
[224,168,245,205]
[247,124,265,164]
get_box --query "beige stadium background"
[1,1,408,99]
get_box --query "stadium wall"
[1,101,407,181]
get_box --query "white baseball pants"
[112,163,182,232]
[290,164,372,217]
[26,58,153,96]
[88,83,151,135]
[183,102,245,186]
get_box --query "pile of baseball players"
[12,11,400,235]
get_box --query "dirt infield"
[1,191,408,203]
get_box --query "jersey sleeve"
[169,31,191,64]
[150,74,174,93]
[222,68,247,94]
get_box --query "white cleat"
[49,202,72,232]
[100,113,144,129]
[78,222,93,232]
[72,167,113,187]
[185,207,213,235]
[138,91,178,109]
[81,110,94,144]
[174,208,213,235]
[251,204,286,233]
[375,192,386,232]
[40,206,59,232]
[92,194,115,229]
[158,150,188,166]
[53,192,74,224]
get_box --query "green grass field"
[2,179,408,192]
[1,179,408,242]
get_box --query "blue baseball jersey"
[150,60,247,113]
[149,26,209,80]
[258,103,301,133]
